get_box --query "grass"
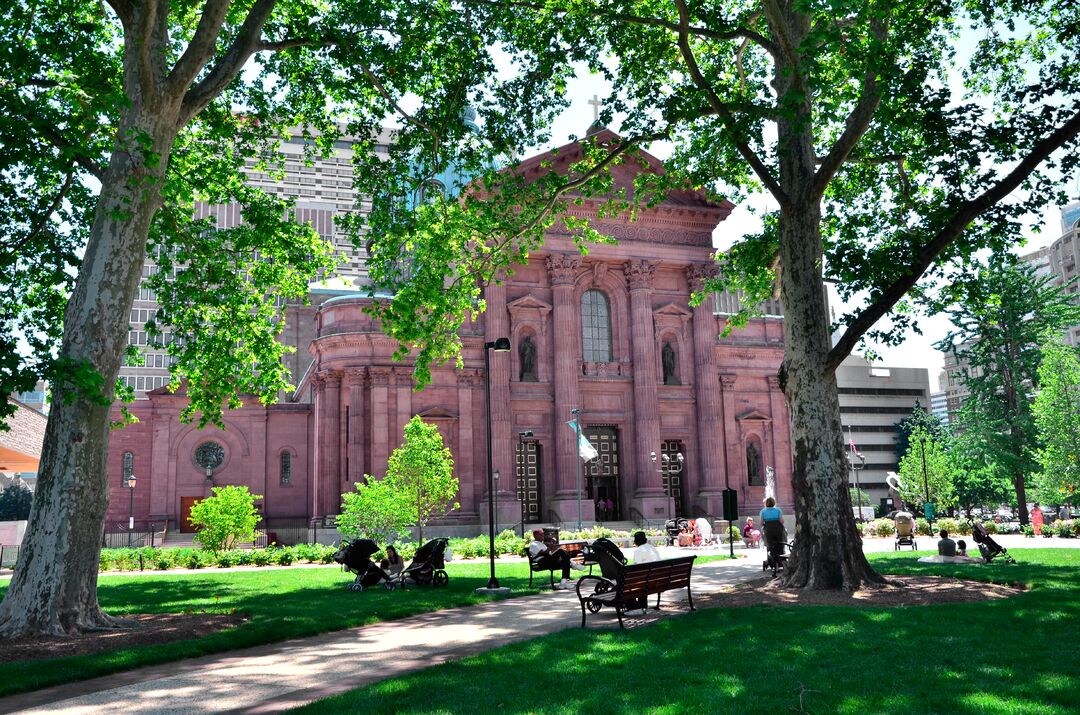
[291,549,1080,715]
[0,552,735,697]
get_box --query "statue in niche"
[519,335,538,382]
[662,341,679,385]
[746,442,762,485]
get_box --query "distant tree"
[386,416,458,544]
[897,426,956,514]
[945,425,1013,518]
[0,484,33,521]
[1032,335,1080,506]
[936,258,1080,524]
[188,486,262,552]
[895,402,945,465]
[337,477,411,545]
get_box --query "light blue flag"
[567,420,598,462]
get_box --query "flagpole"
[571,408,583,530]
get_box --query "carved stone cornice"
[686,263,719,293]
[624,259,658,291]
[546,253,582,286]
[456,368,484,388]
[368,367,393,386]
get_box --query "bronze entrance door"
[516,440,542,524]
[661,439,686,518]
[180,496,201,533]
[584,426,620,520]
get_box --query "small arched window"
[280,452,292,486]
[581,289,612,362]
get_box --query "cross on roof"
[588,94,602,123]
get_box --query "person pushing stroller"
[528,528,586,589]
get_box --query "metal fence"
[102,523,160,549]
[261,519,316,546]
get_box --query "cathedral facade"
[105,131,793,536]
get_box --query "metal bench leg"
[687,585,695,611]
[580,600,588,628]
[654,592,662,610]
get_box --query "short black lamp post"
[651,450,684,519]
[517,430,533,537]
[919,435,934,534]
[125,473,137,548]
[848,449,867,522]
[483,336,511,590]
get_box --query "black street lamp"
[483,336,511,590]
[125,473,137,548]
[919,435,933,534]
[517,430,533,538]
[848,449,867,522]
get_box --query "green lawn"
[292,549,1080,715]
[0,553,735,697]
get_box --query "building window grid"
[122,452,134,483]
[581,290,612,363]
[280,452,292,485]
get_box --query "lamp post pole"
[483,337,511,590]
[571,408,583,530]
[919,435,933,534]
[126,474,137,548]
[651,450,684,519]
[517,431,533,538]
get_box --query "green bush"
[1022,524,1035,537]
[915,517,931,535]
[868,518,895,537]
[188,485,262,551]
[1058,520,1076,538]
[934,517,972,536]
[981,521,999,534]
[275,548,295,565]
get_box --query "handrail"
[629,507,651,529]
[546,510,562,528]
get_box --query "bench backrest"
[619,556,695,600]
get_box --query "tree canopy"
[1032,334,1080,506]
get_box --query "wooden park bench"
[574,555,696,628]
[527,541,594,588]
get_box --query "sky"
[537,64,1075,394]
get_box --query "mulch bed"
[0,613,247,664]
[698,574,1024,609]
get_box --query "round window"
[194,441,225,471]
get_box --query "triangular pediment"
[654,302,694,319]
[507,294,553,313]
[513,128,731,213]
[736,408,772,422]
[415,406,458,420]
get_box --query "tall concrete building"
[836,355,931,512]
[119,129,384,396]
[1047,201,1080,346]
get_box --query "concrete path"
[0,556,763,715]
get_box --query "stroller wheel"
[348,583,363,592]
[433,570,449,587]
[586,580,610,613]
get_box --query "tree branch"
[826,106,1080,371]
[810,15,889,199]
[168,0,236,94]
[0,167,76,255]
[103,0,134,29]
[178,0,280,124]
[25,117,106,180]
[672,0,790,209]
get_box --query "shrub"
[868,518,895,537]
[981,521,999,535]
[215,550,243,568]
[1021,524,1035,537]
[935,517,972,536]
[275,548,295,565]
[1058,520,1076,538]
[915,517,931,535]
[189,485,262,551]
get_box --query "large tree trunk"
[767,8,884,591]
[0,108,177,637]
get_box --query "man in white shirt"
[632,531,660,563]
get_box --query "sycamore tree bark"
[0,0,278,638]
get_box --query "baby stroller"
[894,511,917,551]
[578,537,628,614]
[665,517,689,546]
[762,520,790,577]
[333,538,391,592]
[394,537,450,588]
[972,522,1016,564]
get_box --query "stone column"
[369,368,392,478]
[319,371,342,517]
[546,254,582,505]
[625,259,666,520]
[394,367,413,446]
[484,281,514,495]
[720,374,743,508]
[347,369,366,485]
[456,370,479,519]
[688,264,726,515]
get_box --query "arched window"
[280,452,292,486]
[581,290,612,362]
[122,452,134,485]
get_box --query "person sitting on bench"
[528,529,585,589]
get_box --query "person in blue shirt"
[759,497,783,524]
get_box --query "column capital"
[546,253,582,286]
[720,374,737,390]
[686,263,719,293]
[392,366,414,387]
[345,368,367,387]
[368,366,393,386]
[624,259,658,290]
[767,374,782,390]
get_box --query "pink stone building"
[105,131,793,536]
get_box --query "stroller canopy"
[412,538,448,564]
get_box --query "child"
[956,539,968,557]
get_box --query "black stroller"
[762,520,791,577]
[333,538,392,592]
[665,518,689,546]
[972,522,1016,564]
[578,538,629,614]
[394,538,450,588]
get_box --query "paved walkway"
[0,556,763,715]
